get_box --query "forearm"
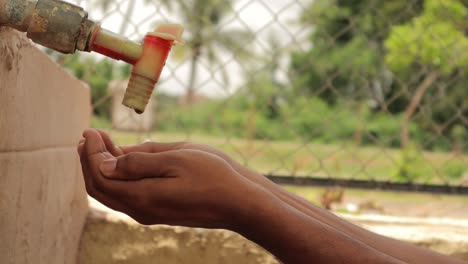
[272,185,466,263]
[235,191,403,264]
[241,168,465,264]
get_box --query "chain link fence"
[58,0,467,192]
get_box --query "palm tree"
[161,0,254,105]
[92,0,152,35]
[93,0,253,104]
[241,32,287,145]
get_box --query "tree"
[162,0,253,105]
[93,0,154,35]
[385,0,468,147]
[239,32,287,143]
[94,0,253,105]
[291,0,423,106]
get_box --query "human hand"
[77,129,269,229]
[90,130,277,191]
[85,130,322,226]
[89,130,299,219]
[78,130,462,264]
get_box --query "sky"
[68,0,312,98]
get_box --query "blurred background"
[48,0,467,214]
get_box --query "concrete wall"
[0,28,90,264]
[108,80,154,132]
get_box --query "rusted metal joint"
[0,0,97,53]
[27,0,96,53]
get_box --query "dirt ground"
[78,188,468,263]
[284,186,468,219]
[78,205,279,264]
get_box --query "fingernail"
[100,158,117,176]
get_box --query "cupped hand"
[77,129,267,229]
[89,130,278,192]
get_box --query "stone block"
[0,150,88,264]
[0,27,90,264]
[0,28,91,152]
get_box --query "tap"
[0,0,183,114]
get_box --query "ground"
[284,185,468,219]
[79,189,468,263]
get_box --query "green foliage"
[443,159,468,179]
[282,98,357,143]
[156,94,433,149]
[392,144,431,182]
[451,125,467,140]
[384,0,468,148]
[385,0,468,74]
[291,0,423,104]
[91,115,112,129]
[62,54,130,118]
[290,0,467,151]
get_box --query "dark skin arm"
[238,196,403,264]
[78,129,465,264]
[89,130,466,264]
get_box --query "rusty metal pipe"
[0,0,37,31]
[0,0,98,53]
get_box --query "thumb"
[100,151,182,180]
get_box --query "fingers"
[83,129,107,156]
[78,139,130,213]
[81,129,124,157]
[100,151,184,181]
[95,130,177,157]
[96,130,124,156]
[77,141,85,156]
[120,141,186,154]
[78,140,93,195]
[81,129,140,201]
[78,129,184,223]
